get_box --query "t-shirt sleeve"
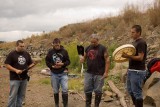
[137,42,146,53]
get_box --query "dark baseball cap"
[53,38,60,44]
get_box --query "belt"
[128,69,146,72]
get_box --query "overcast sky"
[0,0,154,42]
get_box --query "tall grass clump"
[122,4,141,24]
[63,40,80,71]
[107,43,118,70]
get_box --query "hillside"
[0,0,160,62]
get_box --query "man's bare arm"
[5,64,22,74]
[102,52,110,79]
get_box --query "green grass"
[68,77,84,91]
[63,41,82,72]
[37,57,47,68]
[104,74,121,91]
[107,43,118,70]
[39,78,51,85]
[37,71,122,93]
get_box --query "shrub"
[63,41,80,71]
[107,43,118,70]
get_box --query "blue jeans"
[84,72,104,94]
[51,72,68,94]
[127,69,146,99]
[8,79,28,107]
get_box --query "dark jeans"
[127,69,146,99]
[84,72,104,94]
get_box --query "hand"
[80,56,84,63]
[122,52,130,58]
[52,65,62,69]
[15,69,23,74]
[101,72,108,80]
[64,69,69,73]
[55,62,64,66]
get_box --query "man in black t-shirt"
[122,25,147,107]
[45,38,70,107]
[80,34,110,107]
[5,40,35,107]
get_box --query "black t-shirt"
[45,47,70,74]
[129,38,147,70]
[5,50,33,80]
[85,44,107,75]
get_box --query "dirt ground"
[0,68,152,107]
[0,67,154,107]
[0,67,122,107]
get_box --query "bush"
[63,41,81,71]
[107,43,118,70]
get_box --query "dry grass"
[122,4,141,24]
[148,0,160,27]
[0,0,159,59]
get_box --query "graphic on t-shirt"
[18,56,26,65]
[87,49,98,60]
[52,53,63,63]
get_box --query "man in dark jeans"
[80,34,110,107]
[122,25,147,107]
[5,40,35,107]
[45,38,70,107]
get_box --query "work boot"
[62,93,68,107]
[135,98,143,107]
[54,93,59,107]
[85,93,92,107]
[131,95,136,105]
[95,94,102,107]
